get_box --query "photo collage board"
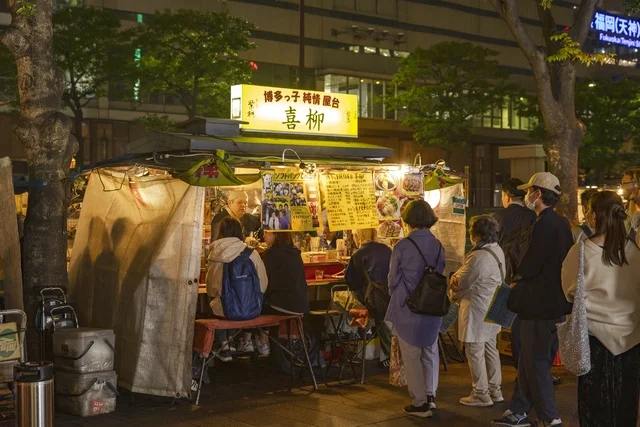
[261,168,320,232]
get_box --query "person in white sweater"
[451,215,504,408]
[206,217,268,361]
[561,191,640,427]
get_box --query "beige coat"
[451,243,504,343]
[562,239,640,356]
[206,237,268,317]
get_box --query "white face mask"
[525,193,539,211]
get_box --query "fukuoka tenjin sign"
[591,10,640,48]
[230,84,358,137]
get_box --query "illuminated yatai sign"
[230,84,358,137]
[591,11,640,48]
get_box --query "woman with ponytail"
[561,191,640,427]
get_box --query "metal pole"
[299,0,305,88]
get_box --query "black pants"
[509,318,562,422]
[511,316,521,369]
[578,336,640,427]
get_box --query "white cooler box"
[53,328,115,373]
[56,370,117,417]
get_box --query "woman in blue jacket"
[385,199,445,419]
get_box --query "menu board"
[320,171,378,231]
[261,169,320,231]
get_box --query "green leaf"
[387,41,523,153]
[130,9,256,118]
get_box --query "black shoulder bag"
[404,238,450,316]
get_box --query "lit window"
[363,46,377,54]
[380,49,391,57]
[349,46,361,53]
[393,51,410,58]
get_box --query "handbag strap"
[407,237,442,271]
[480,247,505,283]
[575,240,585,299]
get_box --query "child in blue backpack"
[206,217,268,362]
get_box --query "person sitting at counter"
[211,191,260,243]
[254,231,310,355]
[206,217,269,362]
[345,228,393,367]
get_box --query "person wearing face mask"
[621,168,640,246]
[450,215,504,407]
[571,189,599,243]
[211,191,260,243]
[493,172,573,427]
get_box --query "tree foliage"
[518,77,640,184]
[388,41,521,155]
[54,7,128,117]
[132,9,255,118]
[53,7,130,167]
[133,114,179,132]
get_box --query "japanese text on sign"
[231,84,358,137]
[320,172,378,232]
[591,11,640,48]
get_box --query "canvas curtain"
[68,170,204,398]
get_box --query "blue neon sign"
[591,11,640,48]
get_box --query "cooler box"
[53,328,115,373]
[55,370,117,417]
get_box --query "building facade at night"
[1,0,638,206]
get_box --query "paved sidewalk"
[54,357,608,427]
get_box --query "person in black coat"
[493,178,536,374]
[345,228,393,366]
[261,232,310,315]
[494,172,573,427]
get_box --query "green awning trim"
[176,150,261,187]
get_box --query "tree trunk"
[545,128,580,223]
[74,108,84,169]
[2,0,74,360]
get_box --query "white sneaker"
[238,340,254,353]
[257,342,270,356]
[541,419,562,427]
[460,392,494,407]
[491,390,505,403]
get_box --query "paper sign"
[452,196,467,215]
[320,171,378,231]
[262,169,320,231]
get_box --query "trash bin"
[14,362,54,427]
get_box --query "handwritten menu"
[320,171,378,231]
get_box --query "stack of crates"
[0,322,20,424]
[52,328,117,417]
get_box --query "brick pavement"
[54,357,607,427]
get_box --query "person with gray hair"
[211,190,260,242]
[451,215,505,407]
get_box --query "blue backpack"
[221,247,263,320]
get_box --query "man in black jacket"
[493,179,536,375]
[493,172,573,427]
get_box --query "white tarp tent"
[68,170,204,398]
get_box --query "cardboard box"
[0,323,20,362]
